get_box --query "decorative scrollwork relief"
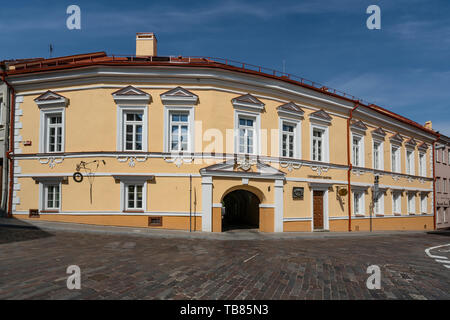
[117,156,148,167]
[164,155,194,168]
[311,165,329,176]
[280,161,302,172]
[39,156,64,168]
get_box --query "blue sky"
[1,0,449,135]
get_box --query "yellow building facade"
[5,37,438,232]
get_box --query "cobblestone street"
[0,224,449,300]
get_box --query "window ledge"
[393,213,402,216]
[40,210,60,213]
[123,210,144,213]
[375,214,384,217]
[354,214,365,217]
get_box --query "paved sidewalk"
[0,217,445,240]
[0,221,449,299]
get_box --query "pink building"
[435,134,450,229]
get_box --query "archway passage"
[222,190,260,231]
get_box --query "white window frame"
[444,178,448,193]
[436,177,440,193]
[117,105,148,152]
[406,148,415,175]
[120,180,147,212]
[39,181,62,211]
[39,108,65,153]
[351,133,364,167]
[279,118,301,158]
[407,192,416,214]
[310,124,329,162]
[169,111,191,153]
[392,191,401,215]
[420,193,428,214]
[372,140,384,170]
[373,191,384,215]
[391,145,401,173]
[418,152,426,177]
[234,109,260,155]
[353,190,365,216]
[164,106,195,153]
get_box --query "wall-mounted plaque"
[293,187,304,200]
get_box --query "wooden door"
[313,190,324,229]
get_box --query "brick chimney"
[424,121,432,129]
[136,33,157,56]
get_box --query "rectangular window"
[421,194,427,214]
[392,192,401,214]
[373,192,383,215]
[407,193,415,214]
[238,117,255,154]
[373,141,382,170]
[44,184,60,210]
[282,123,295,158]
[46,113,63,152]
[436,149,440,162]
[352,136,361,166]
[406,149,414,175]
[353,191,364,215]
[436,177,440,193]
[448,150,450,165]
[419,153,426,176]
[444,178,448,193]
[391,146,400,173]
[125,184,144,210]
[312,129,323,161]
[124,112,143,151]
[169,112,189,152]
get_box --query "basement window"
[148,216,162,226]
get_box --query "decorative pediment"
[160,86,198,105]
[309,109,332,125]
[372,127,387,140]
[277,102,304,119]
[418,142,429,152]
[231,94,265,111]
[405,138,417,148]
[112,85,151,104]
[390,133,403,145]
[200,159,285,179]
[350,120,368,134]
[34,90,68,108]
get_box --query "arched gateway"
[222,189,261,231]
[200,159,285,233]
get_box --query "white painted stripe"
[425,244,450,260]
[243,253,259,263]
[434,259,450,264]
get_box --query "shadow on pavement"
[426,229,450,237]
[0,217,54,244]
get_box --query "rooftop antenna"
[282,60,286,75]
[49,44,53,58]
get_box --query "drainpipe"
[432,135,440,230]
[1,73,15,218]
[347,101,360,232]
